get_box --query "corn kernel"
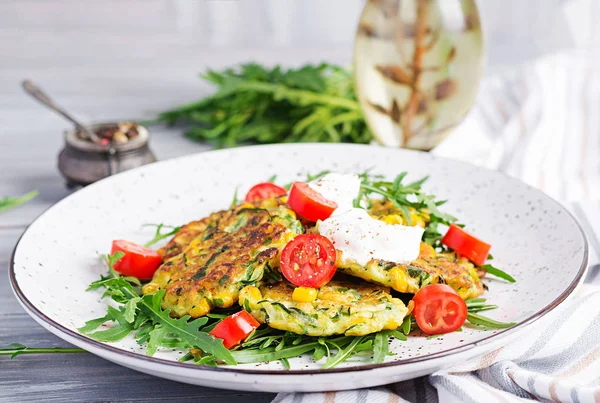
[350,317,367,326]
[260,199,278,209]
[213,293,233,308]
[390,267,409,292]
[189,298,211,317]
[381,214,403,225]
[383,316,402,330]
[239,286,261,307]
[292,286,318,302]
[419,242,435,257]
[409,213,425,227]
[141,282,160,295]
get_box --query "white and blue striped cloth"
[274,52,600,403]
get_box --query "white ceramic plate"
[10,144,588,392]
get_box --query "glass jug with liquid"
[354,0,484,150]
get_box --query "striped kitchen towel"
[434,50,600,202]
[273,52,600,402]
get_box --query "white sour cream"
[308,173,361,215]
[318,208,424,266]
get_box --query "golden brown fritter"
[239,276,408,336]
[142,200,303,318]
[336,242,484,300]
[159,197,288,260]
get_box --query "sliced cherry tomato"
[110,240,162,280]
[280,234,337,288]
[441,224,491,266]
[209,310,260,349]
[244,182,287,202]
[412,284,467,335]
[287,182,337,222]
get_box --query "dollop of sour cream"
[307,173,361,215]
[318,208,424,266]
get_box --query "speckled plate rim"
[9,143,589,377]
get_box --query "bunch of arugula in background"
[156,63,373,147]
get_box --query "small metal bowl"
[58,123,156,187]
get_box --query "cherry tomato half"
[280,234,337,288]
[110,240,162,280]
[412,284,467,335]
[441,224,491,266]
[244,182,287,202]
[209,310,260,349]
[287,182,337,222]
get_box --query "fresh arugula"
[230,187,239,209]
[354,171,456,248]
[155,63,373,147]
[80,252,235,364]
[480,264,516,283]
[464,298,516,329]
[466,313,516,330]
[81,252,408,368]
[0,190,38,214]
[142,224,182,248]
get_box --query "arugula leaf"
[466,313,516,329]
[355,171,456,247]
[138,291,235,365]
[230,187,239,209]
[123,297,141,323]
[84,323,134,343]
[0,190,38,214]
[401,316,412,335]
[321,336,365,369]
[312,344,327,361]
[143,224,181,248]
[231,340,320,364]
[107,251,125,272]
[0,344,85,358]
[480,264,516,283]
[373,332,389,364]
[83,306,135,342]
[147,325,169,356]
[78,314,111,333]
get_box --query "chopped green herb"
[143,223,181,248]
[0,190,38,214]
[480,264,516,283]
[0,344,85,359]
[466,313,516,330]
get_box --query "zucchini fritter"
[159,197,288,260]
[336,242,484,300]
[142,200,303,318]
[239,277,408,336]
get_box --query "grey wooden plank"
[0,228,23,262]
[0,353,276,403]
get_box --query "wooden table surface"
[1,0,594,401]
